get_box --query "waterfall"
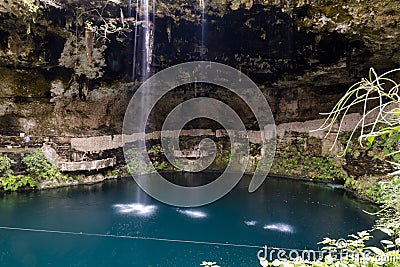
[132,0,155,82]
[200,0,206,52]
[141,0,152,78]
[132,0,139,81]
[130,0,156,203]
[198,0,207,99]
[197,0,207,61]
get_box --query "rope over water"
[0,225,317,252]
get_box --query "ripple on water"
[177,209,207,219]
[263,223,295,233]
[244,220,257,226]
[113,203,157,217]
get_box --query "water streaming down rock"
[129,0,156,134]
[196,0,208,124]
[200,0,206,56]
[137,0,153,142]
[131,0,155,82]
[129,0,210,203]
[132,0,139,81]
[142,2,152,77]
[130,0,156,203]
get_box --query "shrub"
[21,150,62,181]
[0,153,37,191]
[0,153,14,177]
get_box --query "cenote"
[0,173,377,266]
[1,1,399,266]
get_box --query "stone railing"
[174,149,212,159]
[69,112,364,153]
[57,157,116,172]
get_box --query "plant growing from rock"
[0,153,36,191]
[22,150,62,182]
[313,68,400,265]
[315,67,400,159]
[0,153,14,178]
[125,148,154,175]
[243,69,400,267]
[59,36,107,80]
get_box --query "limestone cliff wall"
[0,0,399,136]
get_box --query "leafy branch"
[78,7,132,41]
[313,68,400,156]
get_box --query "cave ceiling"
[0,0,399,88]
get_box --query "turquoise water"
[0,174,377,266]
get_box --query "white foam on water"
[263,223,295,233]
[177,209,207,219]
[244,220,257,226]
[113,203,157,217]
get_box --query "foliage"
[1,0,62,22]
[1,175,36,191]
[0,154,14,177]
[258,231,400,266]
[0,153,37,191]
[22,150,62,181]
[203,194,399,266]
[58,36,107,79]
[1,151,74,191]
[315,67,400,159]
[313,67,400,222]
[343,177,357,190]
[111,168,122,177]
[215,68,400,267]
[152,161,166,171]
[308,68,400,266]
[125,148,155,175]
[341,130,400,171]
[84,19,130,41]
[270,142,347,182]
[208,147,230,170]
[370,176,400,253]
[22,0,40,13]
[148,145,166,169]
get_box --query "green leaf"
[380,240,394,245]
[367,246,385,256]
[391,108,400,117]
[367,135,375,145]
[379,227,394,236]
[318,237,334,244]
[349,234,358,239]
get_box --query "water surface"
[0,173,377,266]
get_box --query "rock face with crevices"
[0,0,399,136]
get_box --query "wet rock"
[0,0,399,137]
